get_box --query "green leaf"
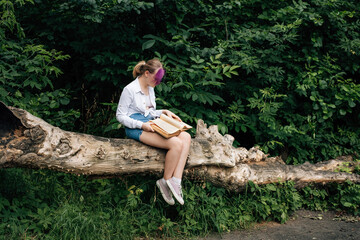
[60,98,70,105]
[142,40,156,50]
[241,125,247,133]
[15,90,22,98]
[267,184,276,191]
[223,65,230,73]
[50,100,57,108]
[217,122,227,135]
[343,202,353,207]
[348,100,356,108]
[230,65,240,71]
[0,87,8,97]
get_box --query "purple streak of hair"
[154,68,165,85]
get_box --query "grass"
[0,168,359,239]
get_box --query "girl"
[116,59,191,205]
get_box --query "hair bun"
[132,59,162,78]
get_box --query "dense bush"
[0,0,79,129]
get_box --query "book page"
[179,121,192,130]
[151,118,179,134]
[160,114,192,130]
[160,114,183,129]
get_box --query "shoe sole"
[166,180,184,205]
[156,180,175,205]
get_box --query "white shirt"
[116,78,163,129]
[145,94,153,109]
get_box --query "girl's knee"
[179,132,191,144]
[169,137,183,151]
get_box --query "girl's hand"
[163,110,182,122]
[142,122,154,132]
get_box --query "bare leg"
[140,131,183,180]
[141,131,191,205]
[172,132,191,179]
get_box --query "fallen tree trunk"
[1,102,359,191]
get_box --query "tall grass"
[0,168,359,239]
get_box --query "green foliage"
[241,181,302,224]
[1,1,360,238]
[0,169,359,239]
[328,180,360,215]
[0,0,32,39]
[8,0,359,162]
[300,185,329,211]
[0,0,80,130]
[0,41,77,127]
[355,159,360,175]
[300,181,360,215]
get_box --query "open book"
[150,114,192,138]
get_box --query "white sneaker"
[156,179,175,205]
[166,178,184,205]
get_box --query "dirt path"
[201,210,360,240]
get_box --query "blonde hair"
[132,59,163,78]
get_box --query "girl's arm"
[116,88,143,129]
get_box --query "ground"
[202,210,360,240]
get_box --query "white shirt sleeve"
[155,109,163,117]
[116,87,144,129]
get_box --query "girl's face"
[147,68,165,87]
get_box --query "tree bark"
[1,102,359,191]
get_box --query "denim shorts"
[125,113,154,141]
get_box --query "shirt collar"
[134,77,144,94]
[134,77,153,95]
